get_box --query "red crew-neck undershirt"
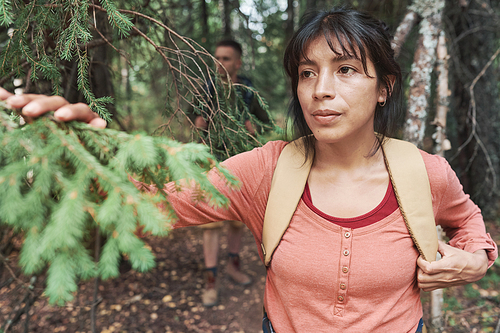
[302,181,398,229]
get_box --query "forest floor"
[1,221,499,333]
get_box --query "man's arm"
[244,119,255,135]
[244,97,270,135]
[195,115,208,130]
[249,97,270,125]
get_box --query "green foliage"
[99,0,134,37]
[463,283,481,299]
[443,293,463,312]
[478,257,500,292]
[0,1,130,122]
[59,1,92,61]
[0,0,13,26]
[0,0,278,156]
[0,103,238,305]
[0,1,278,307]
[182,77,276,158]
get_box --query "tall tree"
[402,0,444,147]
[285,0,295,44]
[223,0,233,38]
[200,0,210,45]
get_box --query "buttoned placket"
[334,228,352,317]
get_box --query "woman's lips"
[312,110,341,124]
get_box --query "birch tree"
[402,0,445,147]
[393,0,447,331]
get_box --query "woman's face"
[297,36,386,146]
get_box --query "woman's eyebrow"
[333,53,359,62]
[298,59,315,67]
[298,53,359,67]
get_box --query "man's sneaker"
[202,269,218,307]
[202,287,218,307]
[226,255,252,286]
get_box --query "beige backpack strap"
[261,140,312,266]
[262,137,438,267]
[381,138,438,262]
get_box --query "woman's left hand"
[416,240,488,291]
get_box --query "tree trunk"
[223,0,232,38]
[432,31,451,156]
[397,1,446,331]
[90,11,127,131]
[285,0,295,45]
[392,11,420,59]
[429,31,450,333]
[306,0,317,12]
[200,0,210,45]
[403,0,444,147]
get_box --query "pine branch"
[0,102,238,305]
[0,0,14,26]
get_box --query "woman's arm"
[417,242,489,291]
[166,142,281,232]
[416,154,498,291]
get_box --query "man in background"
[194,40,270,307]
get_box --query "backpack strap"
[261,139,312,266]
[261,137,438,267]
[236,75,255,107]
[382,138,438,262]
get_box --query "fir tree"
[0,102,239,305]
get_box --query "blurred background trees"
[139,0,499,218]
[2,1,498,219]
[5,0,496,217]
[0,0,499,331]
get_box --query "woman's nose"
[313,73,335,100]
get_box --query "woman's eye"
[339,66,355,75]
[301,70,314,78]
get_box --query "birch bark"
[403,0,445,147]
[395,1,447,331]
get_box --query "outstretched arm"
[0,87,106,129]
[416,240,489,291]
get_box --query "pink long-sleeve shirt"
[157,140,498,332]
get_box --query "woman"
[1,7,497,332]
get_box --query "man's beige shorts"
[199,220,244,229]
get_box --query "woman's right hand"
[0,87,107,129]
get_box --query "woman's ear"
[378,75,396,103]
[385,75,396,96]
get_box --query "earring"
[379,100,386,107]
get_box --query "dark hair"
[284,7,403,158]
[216,39,243,58]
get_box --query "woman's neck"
[308,134,390,217]
[313,134,382,173]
